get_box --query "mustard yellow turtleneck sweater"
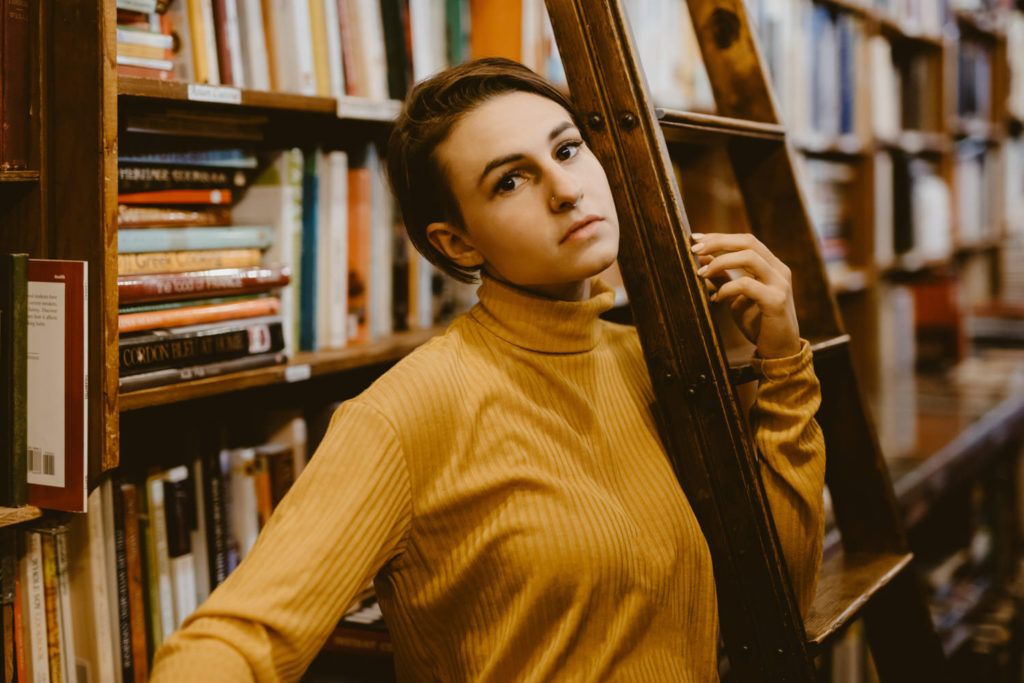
[151,276,826,682]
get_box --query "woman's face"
[429,91,620,301]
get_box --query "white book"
[67,487,117,683]
[367,144,392,340]
[227,448,262,559]
[222,0,247,87]
[280,0,317,94]
[356,0,389,100]
[99,479,124,683]
[267,409,310,478]
[163,465,197,629]
[146,472,175,647]
[873,152,894,268]
[237,0,271,90]
[191,458,212,605]
[200,0,221,85]
[317,149,349,349]
[322,0,346,98]
[234,149,304,356]
[409,0,447,82]
[21,530,50,683]
[53,530,78,683]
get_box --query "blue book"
[118,149,259,168]
[298,151,320,352]
[117,226,274,253]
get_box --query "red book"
[118,188,233,205]
[26,260,88,512]
[1,0,32,169]
[211,0,234,85]
[116,63,174,80]
[118,265,291,304]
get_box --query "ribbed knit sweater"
[151,275,826,683]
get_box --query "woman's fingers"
[697,249,783,288]
[691,232,791,283]
[712,276,788,313]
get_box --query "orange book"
[118,296,281,333]
[469,0,522,61]
[118,188,233,205]
[347,164,371,344]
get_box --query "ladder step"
[804,550,914,655]
[656,109,787,144]
[727,334,850,384]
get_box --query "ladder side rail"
[544,1,814,679]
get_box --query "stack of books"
[117,149,290,392]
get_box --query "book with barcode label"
[26,259,88,512]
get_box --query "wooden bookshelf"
[0,505,42,529]
[0,170,39,182]
[119,326,445,411]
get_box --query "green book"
[1,253,28,506]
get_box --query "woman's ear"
[427,222,485,268]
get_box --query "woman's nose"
[549,169,584,212]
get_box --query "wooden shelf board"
[119,326,445,411]
[656,108,785,142]
[877,16,945,48]
[0,506,42,528]
[793,134,869,157]
[812,0,871,18]
[877,131,950,155]
[804,550,913,653]
[0,170,39,182]
[954,10,1004,40]
[118,76,402,122]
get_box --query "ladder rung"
[804,550,914,654]
[656,109,787,143]
[727,334,851,385]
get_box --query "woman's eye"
[555,141,582,161]
[495,174,523,194]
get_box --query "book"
[164,0,196,81]
[144,473,173,652]
[235,0,270,91]
[469,0,521,61]
[2,529,17,683]
[51,529,75,683]
[118,295,281,333]
[117,248,262,275]
[367,144,393,341]
[118,202,233,231]
[118,315,285,376]
[320,0,345,99]
[346,151,371,344]
[117,484,147,683]
[117,226,274,254]
[225,448,261,559]
[20,530,48,682]
[119,149,258,168]
[117,163,253,193]
[0,253,28,507]
[117,351,286,392]
[316,150,348,349]
[26,260,88,513]
[190,458,211,605]
[163,466,197,629]
[234,148,303,355]
[203,450,232,588]
[111,480,134,683]
[99,479,125,683]
[211,0,245,87]
[1,0,31,170]
[307,0,331,96]
[36,531,61,683]
[299,151,319,351]
[67,488,117,683]
[186,0,220,85]
[118,265,291,304]
[117,188,233,205]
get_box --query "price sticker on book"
[187,84,242,105]
[285,364,311,383]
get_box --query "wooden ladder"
[544,1,949,680]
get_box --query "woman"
[152,58,825,682]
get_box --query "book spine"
[116,26,174,48]
[114,63,174,80]
[203,451,230,588]
[146,476,174,651]
[23,530,49,683]
[118,265,290,305]
[111,484,134,683]
[119,318,285,376]
[38,532,62,683]
[117,248,262,276]
[299,153,319,351]
[117,164,247,193]
[118,296,281,333]
[211,0,235,85]
[190,459,211,605]
[227,448,261,560]
[117,351,285,392]
[162,468,196,629]
[1,0,31,170]
[236,0,270,91]
[117,205,233,228]
[1,529,15,683]
[115,54,175,71]
[116,41,170,61]
[118,484,148,683]
[13,574,25,683]
[51,530,75,683]
[117,226,273,254]
[117,189,232,205]
[2,254,28,506]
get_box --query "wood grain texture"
[0,505,41,528]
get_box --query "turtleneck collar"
[468,274,617,353]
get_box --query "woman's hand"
[690,232,801,359]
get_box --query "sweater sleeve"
[150,399,413,683]
[749,339,827,616]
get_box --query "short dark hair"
[387,58,578,283]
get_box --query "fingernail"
[691,233,705,240]
[697,266,708,275]
[691,243,705,253]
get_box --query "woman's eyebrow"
[476,120,578,188]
